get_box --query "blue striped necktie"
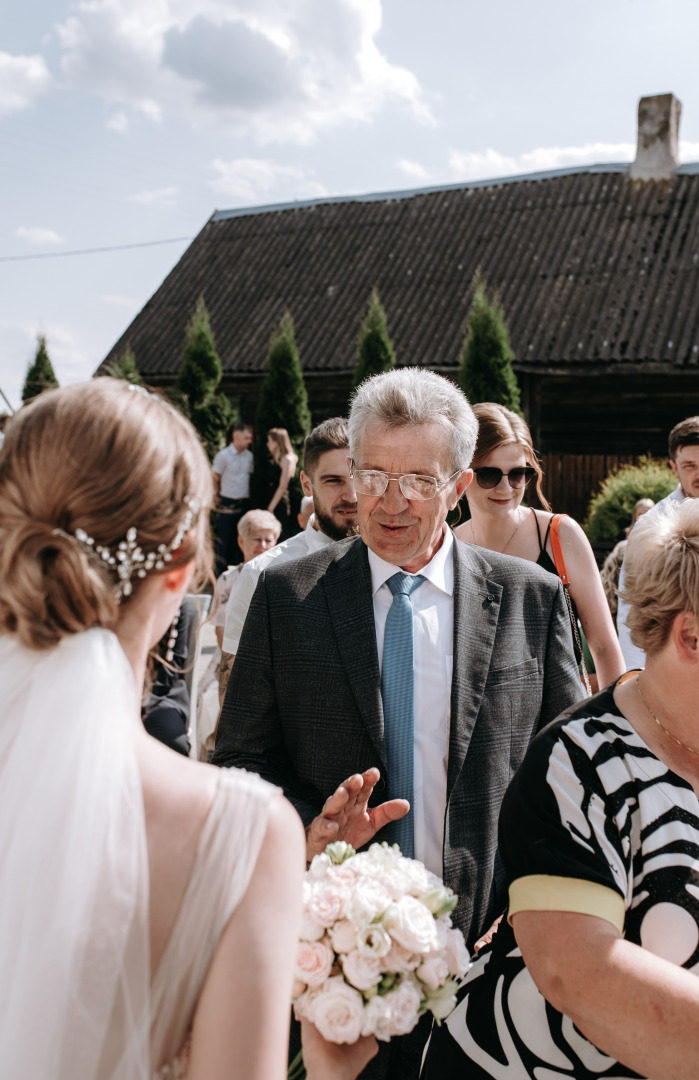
[381,572,425,858]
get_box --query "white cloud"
[210,157,327,204]
[127,186,179,207]
[15,226,65,246]
[107,109,129,132]
[56,0,431,144]
[0,51,52,115]
[101,294,139,309]
[396,159,433,183]
[680,140,699,161]
[448,141,636,183]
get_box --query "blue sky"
[2,0,698,410]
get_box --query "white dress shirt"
[211,444,253,499]
[617,484,685,670]
[368,527,454,876]
[222,515,333,654]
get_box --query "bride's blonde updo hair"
[0,379,213,650]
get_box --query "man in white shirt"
[617,415,699,669]
[213,369,581,1077]
[217,417,359,701]
[212,422,253,573]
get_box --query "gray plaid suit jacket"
[214,534,582,948]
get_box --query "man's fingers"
[370,798,409,830]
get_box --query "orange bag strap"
[549,514,571,586]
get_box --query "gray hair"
[622,498,699,655]
[348,368,477,472]
[237,509,281,539]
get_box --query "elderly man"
[217,416,359,701]
[214,369,581,1076]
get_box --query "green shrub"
[352,288,395,389]
[103,346,141,385]
[583,457,676,543]
[172,295,234,460]
[458,269,521,413]
[22,335,59,403]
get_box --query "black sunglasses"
[474,466,536,490]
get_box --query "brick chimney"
[630,93,681,181]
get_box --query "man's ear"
[300,470,313,498]
[450,469,473,509]
[237,534,245,553]
[670,459,679,479]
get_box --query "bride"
[0,380,374,1080]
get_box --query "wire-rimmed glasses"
[349,463,463,501]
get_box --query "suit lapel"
[321,539,387,769]
[448,538,502,798]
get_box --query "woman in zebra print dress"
[423,498,699,1080]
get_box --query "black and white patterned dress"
[422,678,699,1079]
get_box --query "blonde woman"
[454,403,624,690]
[266,427,298,539]
[0,381,374,1080]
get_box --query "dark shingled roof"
[100,163,699,382]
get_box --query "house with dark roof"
[100,93,699,521]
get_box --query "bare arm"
[212,471,221,503]
[267,454,297,513]
[514,909,699,1080]
[558,516,626,687]
[187,797,305,1080]
[218,650,234,708]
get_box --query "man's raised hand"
[304,767,409,862]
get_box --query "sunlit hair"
[348,368,477,473]
[469,402,551,510]
[622,499,699,655]
[237,508,281,539]
[0,380,213,650]
[668,416,699,460]
[267,427,293,460]
[303,417,349,476]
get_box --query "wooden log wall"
[537,453,646,527]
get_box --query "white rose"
[329,918,358,954]
[349,878,392,928]
[295,940,334,988]
[356,924,392,958]
[416,953,449,991]
[384,896,440,953]
[382,940,420,973]
[341,949,382,991]
[308,852,332,878]
[384,977,423,1037]
[308,879,351,927]
[311,976,365,1044]
[445,928,470,978]
[423,978,459,1020]
[360,993,393,1041]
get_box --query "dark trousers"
[214,497,250,575]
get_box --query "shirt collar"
[305,514,334,553]
[367,526,454,597]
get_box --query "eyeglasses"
[474,466,536,490]
[349,463,463,501]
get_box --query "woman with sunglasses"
[454,402,624,690]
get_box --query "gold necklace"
[470,508,521,554]
[636,676,699,756]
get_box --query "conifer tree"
[352,287,395,389]
[104,346,141,384]
[251,311,311,512]
[458,271,521,413]
[173,296,234,459]
[22,335,59,403]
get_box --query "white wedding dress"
[0,627,278,1080]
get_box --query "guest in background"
[266,427,298,541]
[212,422,254,573]
[142,601,195,756]
[454,403,625,691]
[423,498,699,1080]
[600,497,654,624]
[297,494,314,531]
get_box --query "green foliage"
[251,311,311,512]
[22,335,59,403]
[352,287,395,389]
[104,346,141,384]
[583,458,677,544]
[458,270,521,413]
[172,296,234,460]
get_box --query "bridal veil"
[0,627,150,1079]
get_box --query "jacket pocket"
[486,657,539,688]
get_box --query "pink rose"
[384,978,422,1036]
[385,896,440,953]
[417,954,449,991]
[341,948,382,991]
[295,940,334,988]
[360,993,392,1041]
[311,976,365,1044]
[445,928,470,978]
[382,940,420,973]
[329,918,358,954]
[308,879,350,927]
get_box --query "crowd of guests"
[2,372,699,1080]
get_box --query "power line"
[0,236,193,263]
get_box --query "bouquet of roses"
[288,840,469,1076]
